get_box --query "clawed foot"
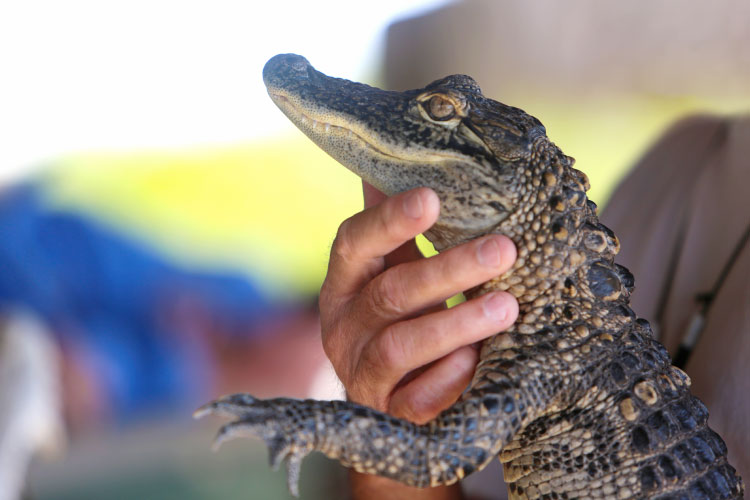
[194,394,311,497]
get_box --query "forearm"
[350,470,465,500]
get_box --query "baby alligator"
[196,54,744,500]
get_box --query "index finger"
[323,187,439,298]
[364,181,425,269]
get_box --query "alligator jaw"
[267,91,456,166]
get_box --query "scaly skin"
[195,54,744,499]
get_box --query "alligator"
[195,54,744,499]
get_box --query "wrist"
[350,470,464,500]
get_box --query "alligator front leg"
[195,389,532,496]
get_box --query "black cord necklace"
[673,219,750,368]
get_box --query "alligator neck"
[464,141,632,337]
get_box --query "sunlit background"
[1,0,451,294]
[1,1,748,499]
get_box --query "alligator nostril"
[289,58,308,74]
[263,53,311,84]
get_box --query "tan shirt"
[600,114,750,485]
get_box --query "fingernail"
[477,237,502,268]
[403,191,424,219]
[483,292,508,321]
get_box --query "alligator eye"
[426,95,456,121]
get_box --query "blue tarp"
[0,184,279,420]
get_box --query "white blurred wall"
[0,0,451,184]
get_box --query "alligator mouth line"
[268,91,468,164]
[269,92,373,145]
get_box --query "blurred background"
[1,1,748,499]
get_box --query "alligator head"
[263,53,551,251]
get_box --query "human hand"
[319,183,518,424]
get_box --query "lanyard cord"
[673,218,750,368]
[651,124,727,350]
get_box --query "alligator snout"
[263,53,315,88]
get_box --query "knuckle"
[331,217,357,262]
[374,196,409,242]
[433,246,477,285]
[369,271,408,317]
[426,254,452,287]
[365,326,407,374]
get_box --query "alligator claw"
[195,393,311,497]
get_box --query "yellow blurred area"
[40,136,363,297]
[512,93,750,206]
[37,92,747,301]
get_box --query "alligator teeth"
[312,120,318,130]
